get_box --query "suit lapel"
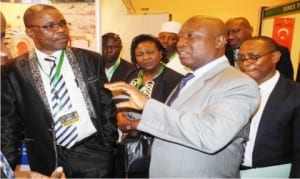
[172,61,229,107]
[26,50,52,113]
[254,76,288,146]
[65,48,96,118]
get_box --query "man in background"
[225,17,294,80]
[238,36,300,178]
[158,21,190,74]
[102,32,136,82]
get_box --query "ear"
[216,35,227,49]
[271,50,281,64]
[25,28,34,39]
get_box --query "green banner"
[263,1,300,18]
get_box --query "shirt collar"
[35,48,62,62]
[193,55,228,78]
[259,70,280,94]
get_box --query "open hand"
[105,81,149,110]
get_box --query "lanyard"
[53,50,65,83]
[168,52,177,62]
[107,58,121,81]
[37,50,65,81]
[37,50,66,111]
[135,65,164,90]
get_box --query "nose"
[176,37,186,50]
[227,32,235,40]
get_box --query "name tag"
[59,111,79,127]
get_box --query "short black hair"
[130,34,167,64]
[102,32,122,43]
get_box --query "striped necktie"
[0,151,15,179]
[45,56,78,149]
[166,73,194,106]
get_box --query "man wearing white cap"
[158,21,191,75]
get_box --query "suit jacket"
[110,58,136,82]
[252,75,300,177]
[137,60,260,177]
[225,45,294,80]
[1,47,118,176]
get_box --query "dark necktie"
[167,73,194,106]
[45,56,78,149]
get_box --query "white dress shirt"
[242,71,280,167]
[36,49,96,143]
[180,55,228,94]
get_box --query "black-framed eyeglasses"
[28,20,71,32]
[237,50,277,64]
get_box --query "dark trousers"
[56,134,116,178]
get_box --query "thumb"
[50,167,66,179]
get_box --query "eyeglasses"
[28,20,71,32]
[237,50,276,64]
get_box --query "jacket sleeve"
[1,65,22,169]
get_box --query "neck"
[167,50,176,59]
[142,64,163,81]
[257,70,277,85]
[105,59,118,68]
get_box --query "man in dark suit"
[1,4,118,178]
[102,32,136,82]
[238,36,300,178]
[225,17,294,80]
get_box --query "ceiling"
[122,0,296,15]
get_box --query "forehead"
[240,40,266,52]
[136,41,156,49]
[31,9,65,23]
[159,32,177,37]
[180,19,213,37]
[226,20,244,29]
[103,38,120,44]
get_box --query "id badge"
[59,111,79,127]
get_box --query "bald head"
[23,4,58,28]
[226,17,253,49]
[177,15,227,70]
[226,17,252,29]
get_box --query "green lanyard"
[53,50,65,83]
[135,65,164,90]
[37,50,66,111]
[37,50,65,81]
[107,58,121,81]
[168,53,177,62]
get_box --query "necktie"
[0,151,15,179]
[45,56,78,149]
[233,49,240,69]
[167,73,194,106]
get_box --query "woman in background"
[118,34,183,178]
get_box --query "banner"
[272,18,295,51]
